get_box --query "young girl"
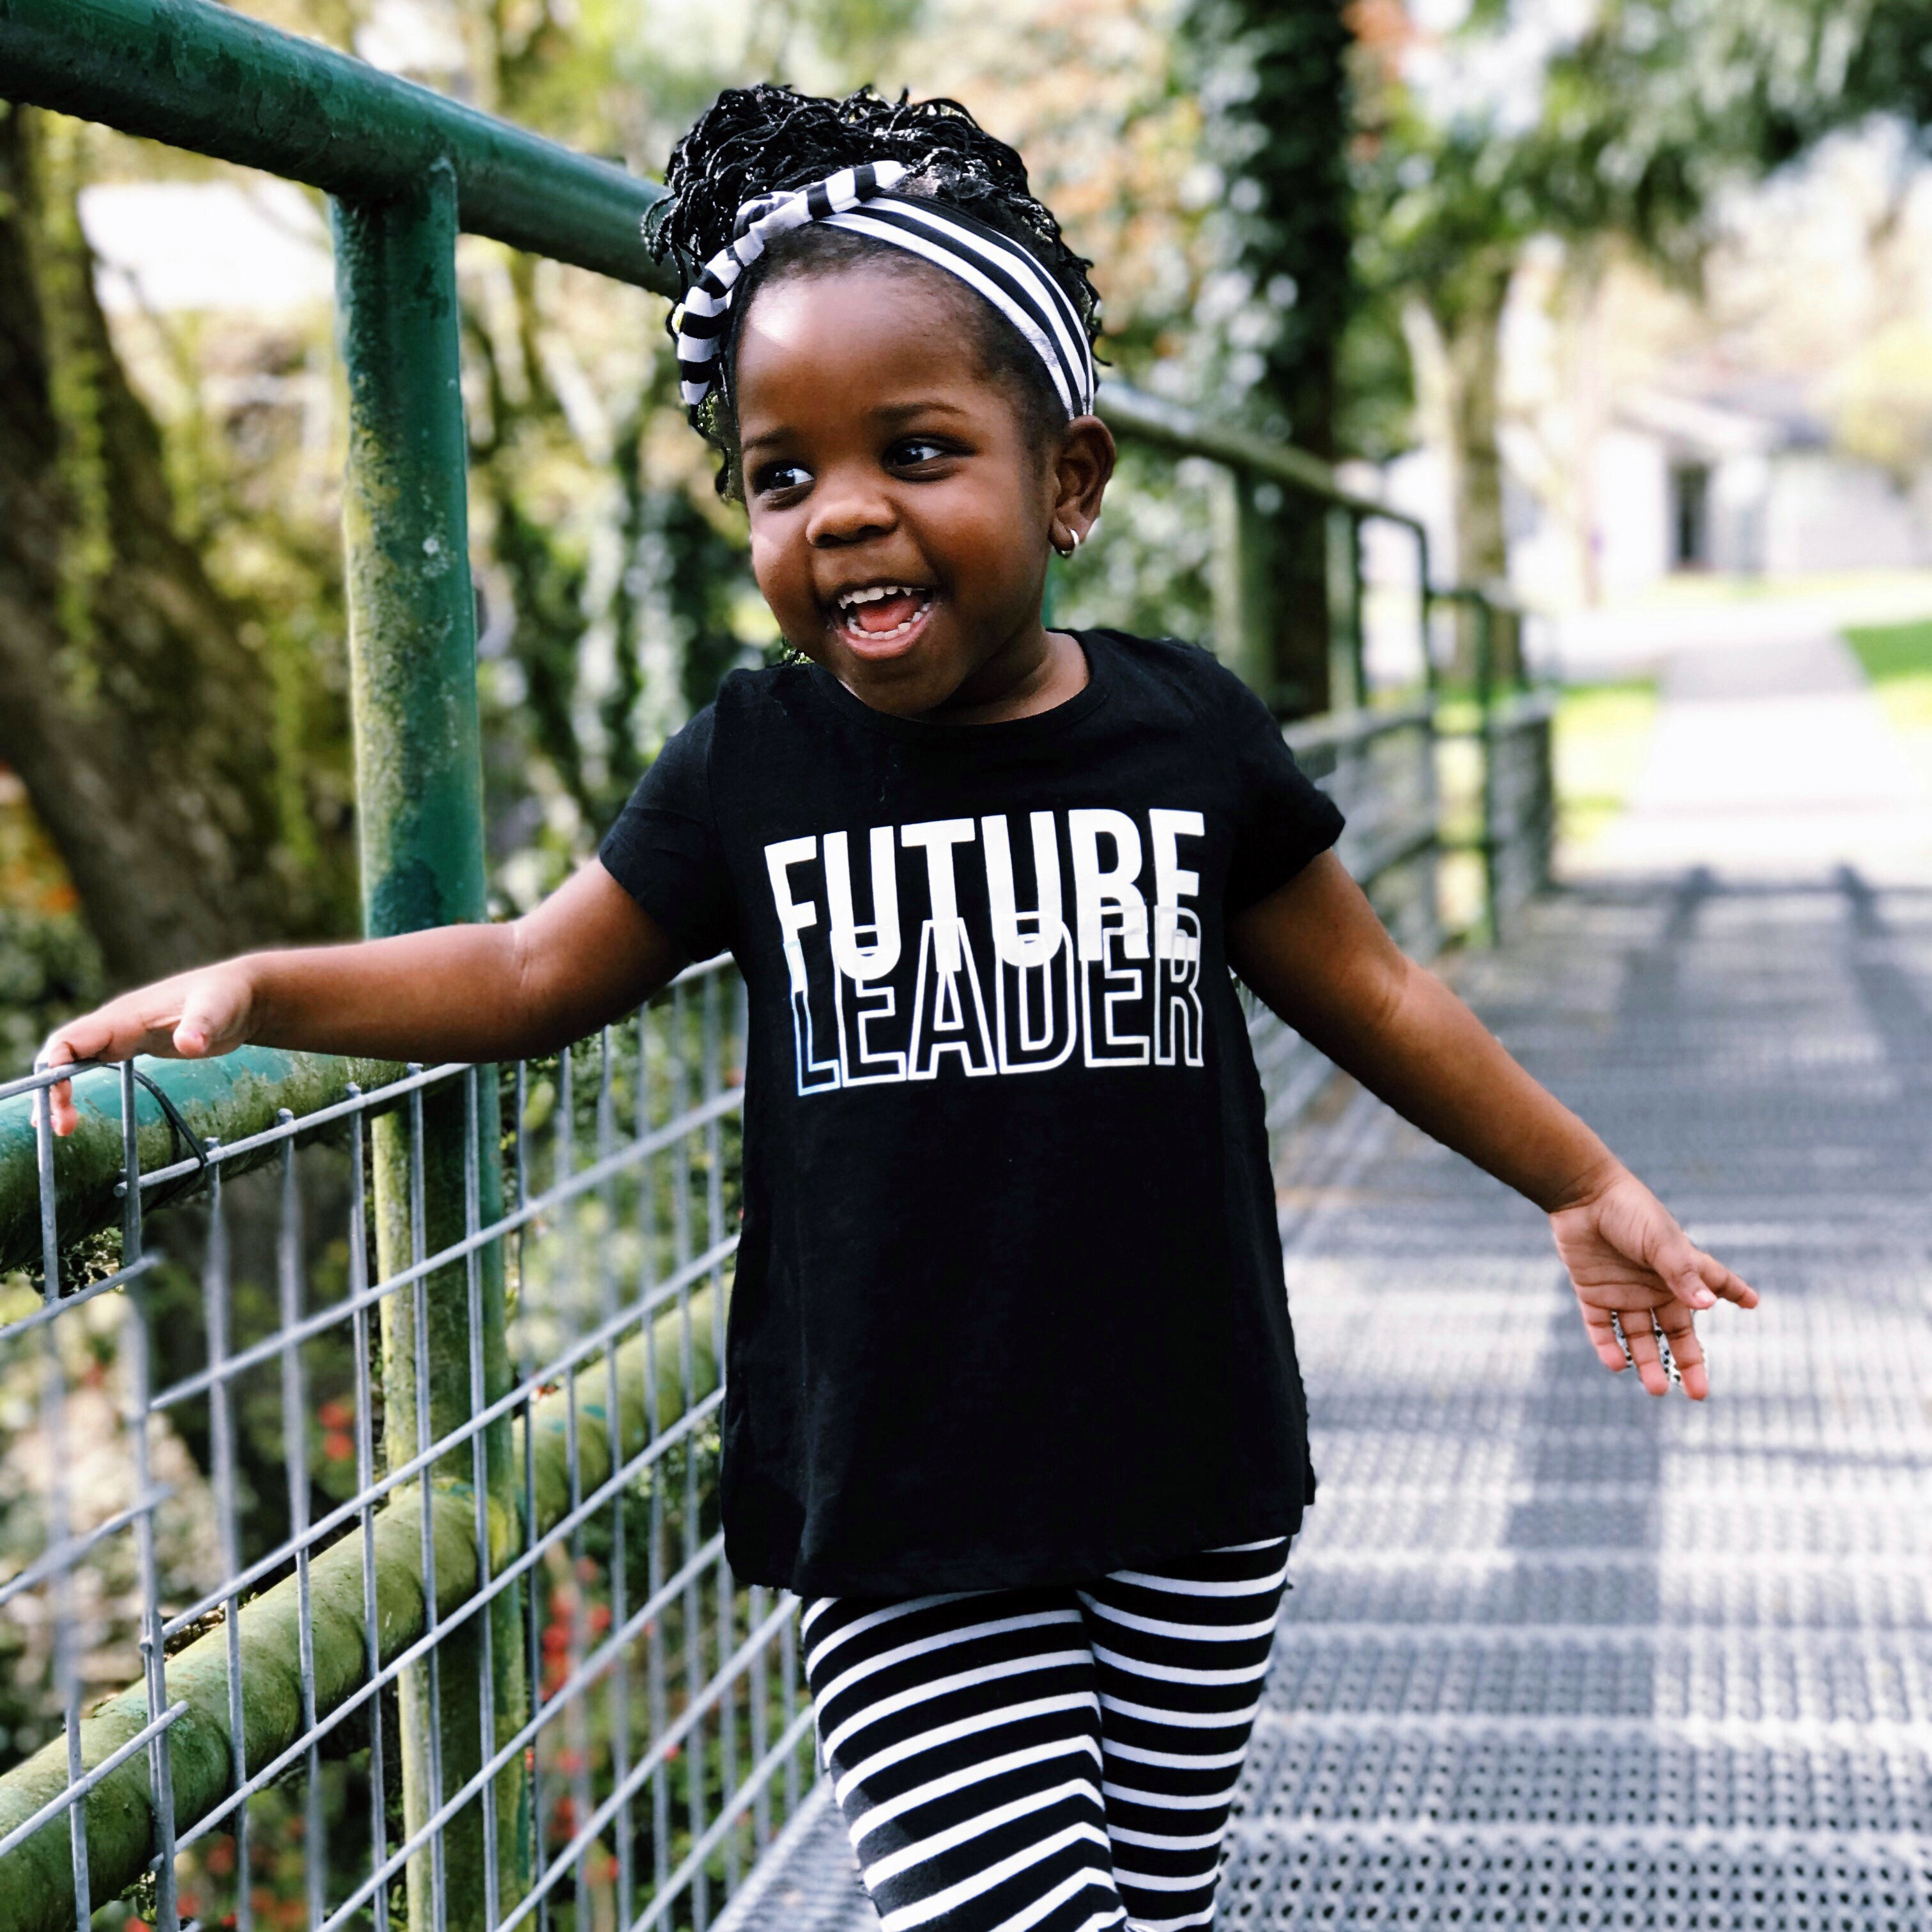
[46,87,1754,1932]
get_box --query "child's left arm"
[1229,852,1758,1399]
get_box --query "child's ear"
[1050,416,1116,546]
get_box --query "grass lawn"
[1554,678,1659,855]
[1844,618,1932,758]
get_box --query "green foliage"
[1181,0,1355,452]
[1846,2,1932,131]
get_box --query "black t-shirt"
[599,629,1344,1596]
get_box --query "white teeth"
[834,585,933,640]
[836,583,926,611]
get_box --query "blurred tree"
[1847,3,1932,128]
[1354,0,1759,646]
[1754,0,1932,145]
[1182,0,1356,716]
[0,104,356,986]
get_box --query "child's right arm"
[40,859,686,1135]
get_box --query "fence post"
[1326,506,1365,712]
[1468,594,1499,944]
[334,166,528,1929]
[1210,467,1278,705]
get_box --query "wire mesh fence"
[1248,703,1443,1135]
[0,954,821,1932]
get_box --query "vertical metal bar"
[34,1078,90,1928]
[702,977,737,1896]
[332,166,526,1929]
[747,1583,770,1851]
[407,1087,450,1932]
[1325,505,1365,712]
[779,1606,799,1821]
[510,1059,546,1932]
[1209,467,1276,707]
[203,1156,250,1932]
[461,1069,503,1930]
[346,1098,391,1932]
[1413,525,1438,695]
[595,1029,636,1927]
[553,1047,595,1913]
[641,1009,671,1903]
[1476,597,1502,944]
[275,1123,327,1931]
[1410,524,1445,956]
[121,1063,180,1932]
[671,986,710,1932]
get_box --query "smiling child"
[42,85,1755,1932]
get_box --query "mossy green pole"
[332,166,526,1928]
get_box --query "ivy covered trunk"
[1186,0,1356,719]
[0,104,353,986]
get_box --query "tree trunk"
[0,105,352,986]
[1417,257,1517,682]
[1186,0,1355,719]
[1439,267,1510,590]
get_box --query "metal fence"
[0,956,822,1932]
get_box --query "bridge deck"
[739,859,1932,1930]
[737,627,1932,1930]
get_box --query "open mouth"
[832,583,937,649]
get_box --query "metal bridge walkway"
[735,860,1932,1931]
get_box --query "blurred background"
[3,4,1931,1926]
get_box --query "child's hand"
[1548,1164,1758,1400]
[38,963,257,1138]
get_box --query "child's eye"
[889,437,956,470]
[752,461,812,497]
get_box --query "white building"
[1373,378,1932,620]
[1586,384,1932,592]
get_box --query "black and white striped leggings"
[801,1538,1289,1932]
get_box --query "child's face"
[733,263,1107,716]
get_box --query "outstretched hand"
[36,963,257,1138]
[1549,1165,1758,1400]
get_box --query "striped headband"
[668,159,1097,424]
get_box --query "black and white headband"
[668,159,1097,424]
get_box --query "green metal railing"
[0,5,1556,1928]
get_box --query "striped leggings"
[801,1539,1289,1932]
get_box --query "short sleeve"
[598,707,737,962]
[1222,675,1346,914]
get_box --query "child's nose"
[806,471,898,548]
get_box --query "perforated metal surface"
[749,869,1932,1928]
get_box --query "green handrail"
[0,1050,406,1276]
[0,0,671,290]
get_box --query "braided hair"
[648,84,1103,494]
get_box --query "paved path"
[1591,634,1932,882]
[736,639,1932,1931]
